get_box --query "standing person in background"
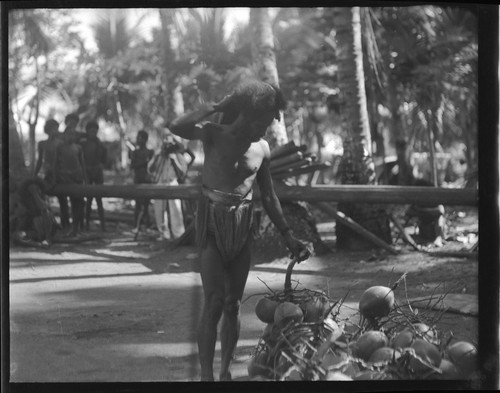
[129,129,154,233]
[64,113,86,142]
[50,128,87,237]
[33,119,70,230]
[80,120,107,232]
[61,112,85,230]
[149,132,195,240]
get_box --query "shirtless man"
[129,130,155,231]
[80,120,107,231]
[51,128,87,237]
[33,119,70,229]
[170,80,310,381]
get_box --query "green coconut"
[446,341,477,377]
[255,297,279,324]
[368,346,401,363]
[353,330,389,361]
[409,338,442,374]
[358,286,395,319]
[274,301,304,326]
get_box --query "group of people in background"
[128,129,195,241]
[34,113,107,237]
[34,113,195,241]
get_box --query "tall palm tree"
[370,6,477,185]
[249,8,288,149]
[332,7,391,250]
[248,8,329,258]
[9,9,54,173]
[159,8,184,123]
[91,8,150,168]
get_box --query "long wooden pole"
[314,202,399,255]
[49,184,478,206]
[389,214,421,251]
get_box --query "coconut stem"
[284,257,299,298]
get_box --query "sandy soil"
[9,206,479,383]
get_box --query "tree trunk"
[425,109,438,186]
[333,7,391,251]
[249,7,329,260]
[27,58,41,173]
[112,89,128,170]
[159,9,180,123]
[250,8,287,149]
[9,105,30,186]
[388,81,413,185]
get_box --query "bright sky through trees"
[72,7,250,53]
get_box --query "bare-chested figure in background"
[80,120,107,231]
[50,128,87,237]
[129,129,154,232]
[170,80,310,381]
[34,119,70,230]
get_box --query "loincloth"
[196,186,256,265]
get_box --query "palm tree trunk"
[249,7,329,259]
[9,105,30,183]
[28,58,41,172]
[425,109,438,186]
[333,7,391,250]
[159,9,176,122]
[250,7,287,149]
[388,81,412,185]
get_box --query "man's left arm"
[256,145,310,262]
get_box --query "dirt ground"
[9,202,479,383]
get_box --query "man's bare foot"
[219,371,232,381]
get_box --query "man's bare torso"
[201,125,269,196]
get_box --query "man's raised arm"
[169,104,217,140]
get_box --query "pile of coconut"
[247,262,478,381]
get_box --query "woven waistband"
[202,185,253,205]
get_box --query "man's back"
[40,137,63,176]
[55,142,85,183]
[81,138,106,167]
[131,147,153,184]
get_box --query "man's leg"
[134,199,141,228]
[94,172,106,231]
[198,236,225,381]
[168,199,185,238]
[85,196,93,230]
[69,197,79,236]
[143,199,151,227]
[96,197,105,231]
[58,196,70,229]
[219,239,252,381]
[153,199,167,238]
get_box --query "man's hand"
[283,231,311,263]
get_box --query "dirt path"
[9,215,479,383]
